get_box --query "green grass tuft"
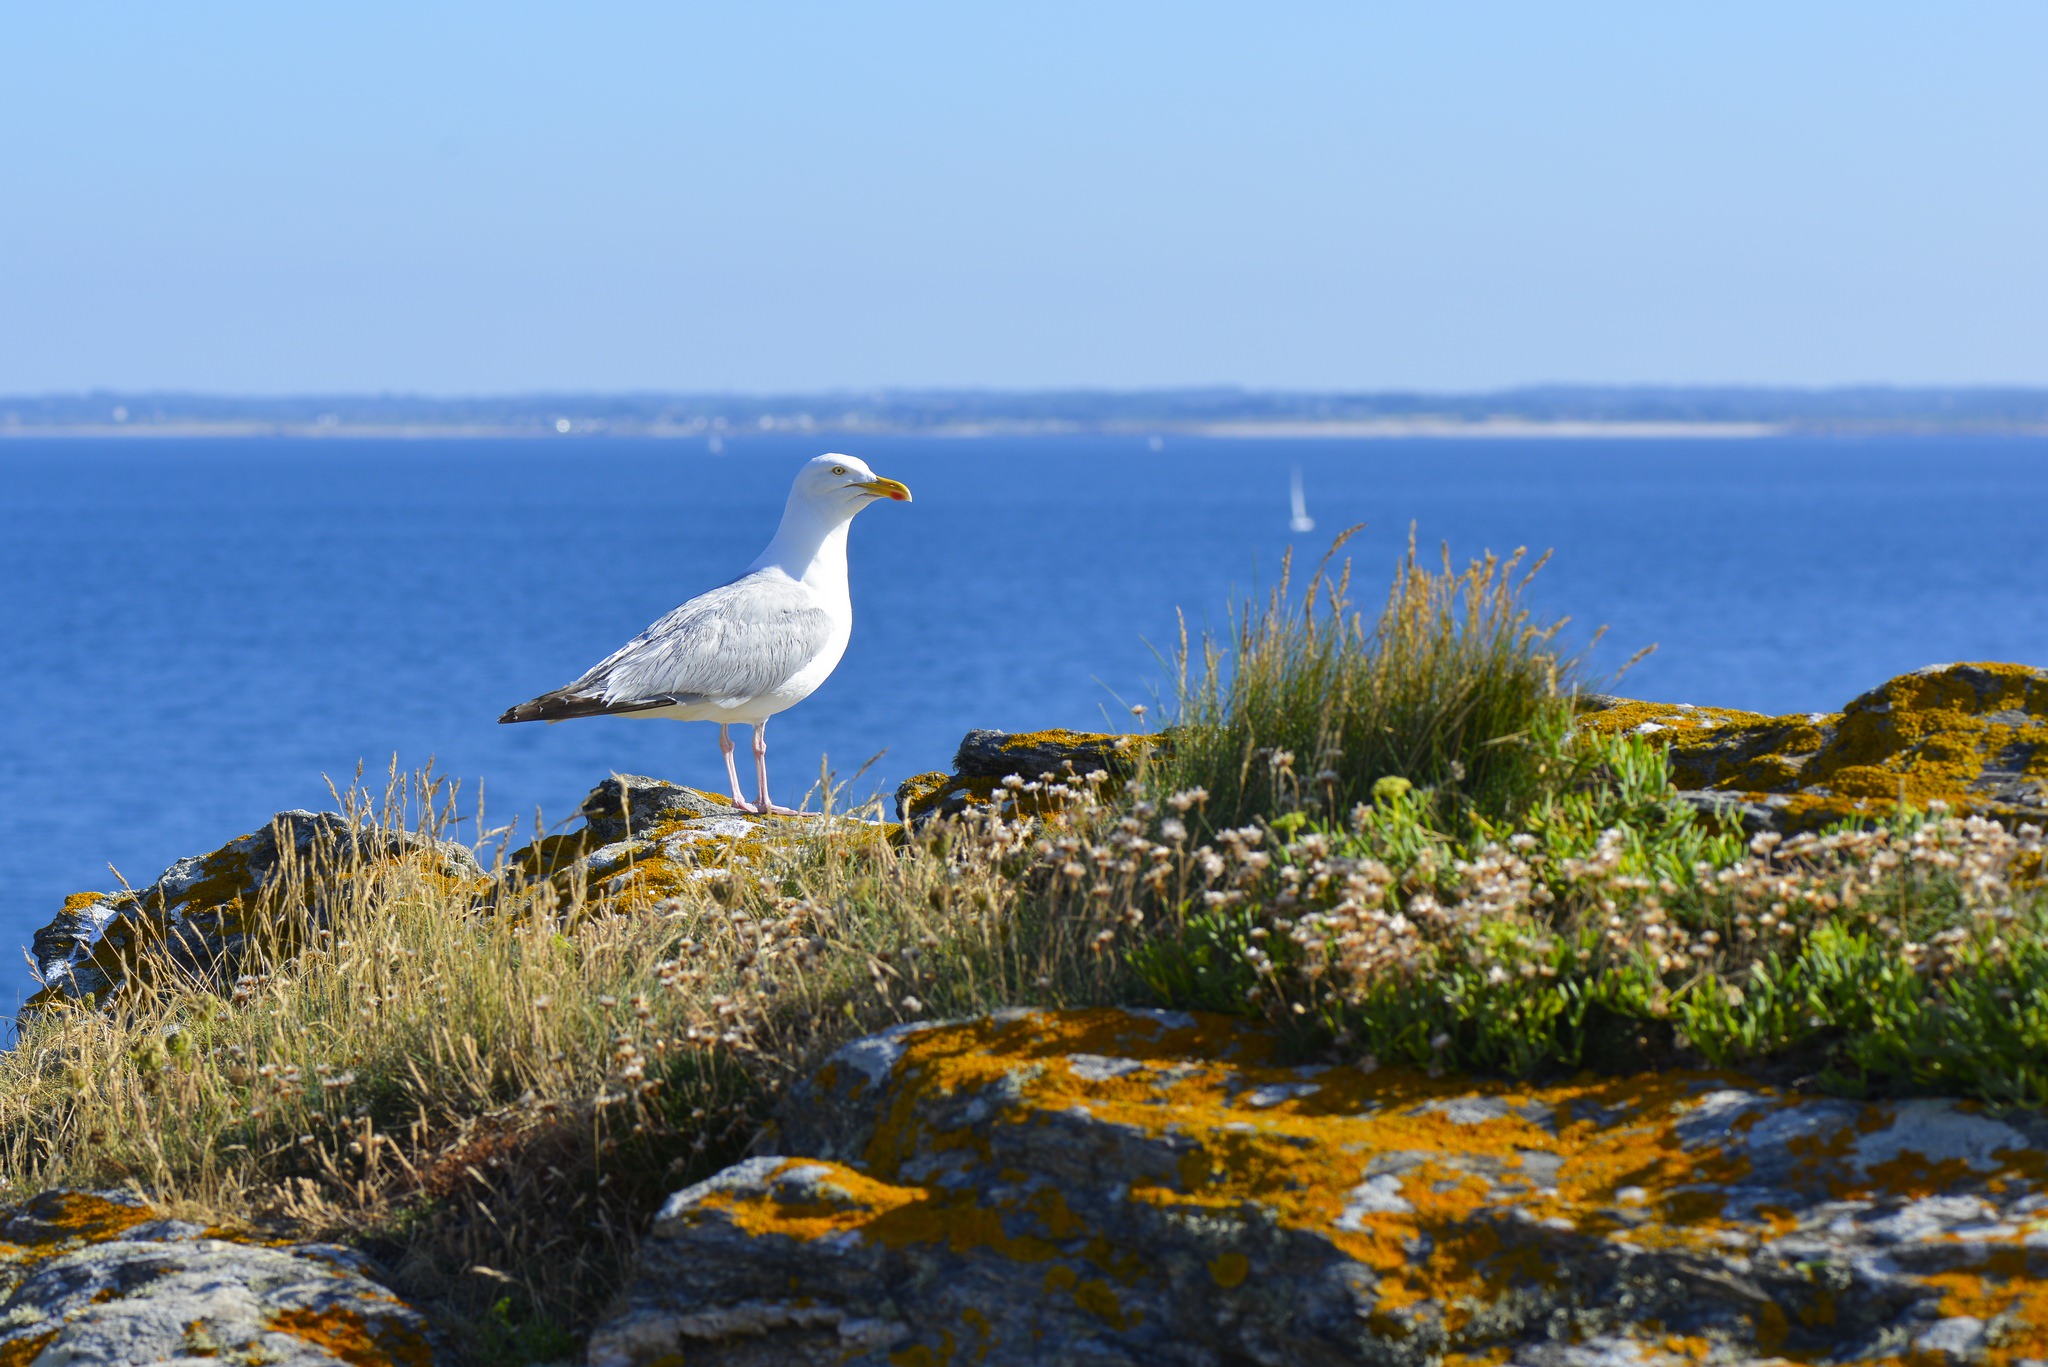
[1156,526,1580,834]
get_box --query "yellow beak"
[854,476,913,503]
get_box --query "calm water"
[3,434,2045,1009]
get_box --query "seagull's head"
[794,453,913,514]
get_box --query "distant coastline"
[5,385,2048,439]
[0,419,1794,440]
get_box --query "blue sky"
[4,3,2044,393]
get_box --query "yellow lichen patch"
[0,1331,57,1367]
[1917,1249,2048,1367]
[1442,1349,1515,1367]
[902,730,1158,823]
[1578,700,1775,741]
[143,847,257,919]
[705,1158,1069,1266]
[508,833,598,883]
[1858,1152,1981,1201]
[1583,664,2048,830]
[267,1306,434,1367]
[8,1192,162,1246]
[807,1008,2048,1351]
[697,1160,924,1242]
[1208,1251,1249,1287]
[888,1329,958,1366]
[896,772,954,817]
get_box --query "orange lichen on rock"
[268,1306,436,1367]
[0,1189,443,1366]
[830,1012,1781,1331]
[602,1007,2048,1367]
[1581,663,2048,831]
[502,779,900,919]
[0,1331,57,1367]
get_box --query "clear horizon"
[6,3,2046,394]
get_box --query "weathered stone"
[503,776,897,917]
[25,811,484,1014]
[592,1008,2048,1367]
[953,729,1150,782]
[897,729,1153,824]
[580,773,740,844]
[1581,663,2048,832]
[0,1189,444,1365]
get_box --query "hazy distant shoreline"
[14,419,2048,441]
[7,385,2048,440]
[0,419,1801,440]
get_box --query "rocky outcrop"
[1581,662,2048,833]
[896,728,1153,824]
[0,1189,443,1365]
[26,811,484,1013]
[498,774,895,916]
[591,1007,2048,1367]
[25,776,895,1018]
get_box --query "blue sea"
[3,434,2046,1011]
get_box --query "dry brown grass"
[0,768,1142,1358]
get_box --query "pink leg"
[751,722,800,815]
[719,725,748,807]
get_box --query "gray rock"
[25,811,483,1012]
[1674,789,1785,835]
[0,1190,445,1365]
[1913,1316,1988,1361]
[952,729,1144,782]
[581,774,740,844]
[896,729,1151,824]
[594,1008,2048,1366]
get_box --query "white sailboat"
[1289,465,1315,534]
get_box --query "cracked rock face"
[0,1190,442,1365]
[591,1008,2048,1367]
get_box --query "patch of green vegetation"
[1135,736,2048,1105]
[473,1297,579,1365]
[1153,525,1580,834]
[1127,539,2048,1105]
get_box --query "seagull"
[500,453,912,815]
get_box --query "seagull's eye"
[832,466,848,475]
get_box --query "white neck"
[748,494,854,598]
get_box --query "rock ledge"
[593,1007,2048,1367]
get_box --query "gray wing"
[501,572,834,723]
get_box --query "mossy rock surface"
[896,728,1156,824]
[500,775,900,917]
[594,1006,2048,1366]
[1581,662,2048,832]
